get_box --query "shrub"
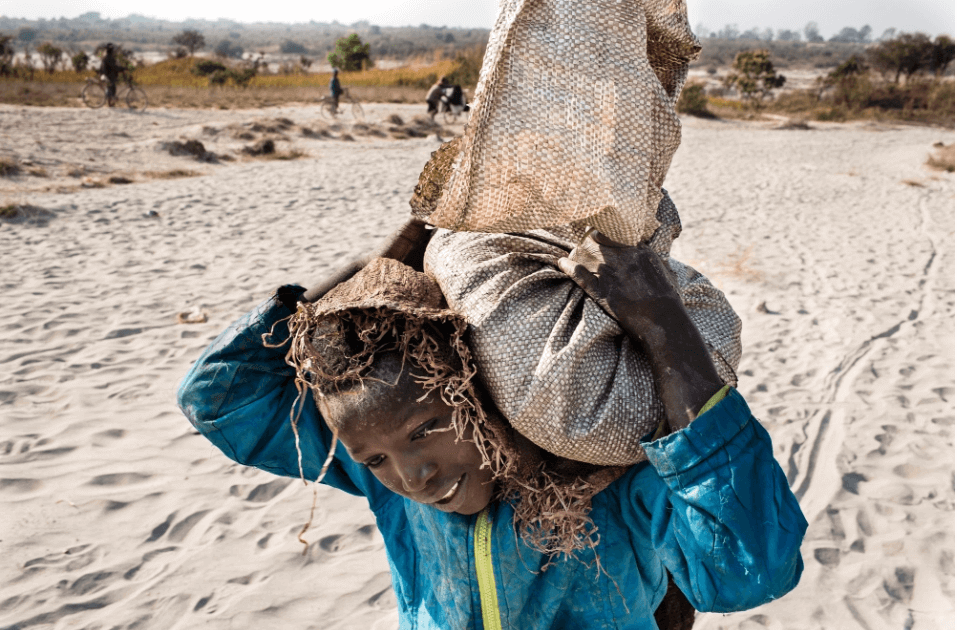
[37,42,63,74]
[328,34,372,71]
[280,40,308,55]
[192,60,227,76]
[214,39,244,59]
[0,35,14,77]
[171,30,205,56]
[71,50,89,72]
[676,82,710,116]
[724,49,786,103]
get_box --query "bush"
[37,42,63,73]
[0,35,14,77]
[214,39,244,59]
[725,49,786,103]
[328,34,372,71]
[171,30,205,56]
[676,82,710,116]
[192,60,227,76]
[71,50,89,72]
[280,40,308,55]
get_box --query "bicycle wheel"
[125,87,148,112]
[81,82,107,109]
[442,109,458,125]
[319,99,337,119]
[350,101,364,121]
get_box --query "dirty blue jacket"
[177,290,807,630]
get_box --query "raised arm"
[177,218,433,501]
[557,231,723,432]
[559,231,807,611]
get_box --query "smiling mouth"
[434,475,464,504]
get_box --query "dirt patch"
[242,139,276,156]
[163,140,218,163]
[927,143,955,173]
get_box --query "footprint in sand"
[316,524,377,554]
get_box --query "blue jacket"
[177,289,807,630]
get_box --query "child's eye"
[364,455,385,469]
[411,419,438,441]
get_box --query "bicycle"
[319,89,364,121]
[82,74,148,111]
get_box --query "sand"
[0,104,953,630]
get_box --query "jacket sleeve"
[624,388,807,612]
[176,287,388,505]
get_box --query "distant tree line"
[696,22,908,45]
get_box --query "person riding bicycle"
[99,43,122,107]
[329,68,344,113]
[425,76,450,120]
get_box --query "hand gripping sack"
[424,193,742,467]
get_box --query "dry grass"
[145,169,200,179]
[927,143,955,173]
[1,157,21,177]
[0,57,449,109]
[263,149,308,161]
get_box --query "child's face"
[326,365,496,515]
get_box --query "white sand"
[0,104,953,630]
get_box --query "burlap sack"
[424,194,742,467]
[415,0,701,245]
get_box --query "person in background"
[425,76,449,120]
[329,68,344,113]
[99,43,121,107]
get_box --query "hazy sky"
[3,0,954,37]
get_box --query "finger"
[557,257,602,299]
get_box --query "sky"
[1,0,953,38]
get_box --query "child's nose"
[399,459,438,494]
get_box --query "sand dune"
[0,104,953,630]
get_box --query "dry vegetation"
[927,143,955,172]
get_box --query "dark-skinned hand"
[557,230,724,432]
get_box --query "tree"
[869,33,932,83]
[279,39,308,54]
[877,28,896,42]
[714,24,740,40]
[821,55,869,106]
[17,27,37,43]
[0,36,14,77]
[830,26,871,44]
[71,50,89,72]
[804,22,824,43]
[214,39,244,59]
[327,33,372,71]
[171,29,205,56]
[930,35,955,76]
[724,49,786,103]
[36,42,63,74]
[776,29,801,42]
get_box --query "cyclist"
[99,43,122,107]
[329,68,344,113]
[425,76,449,120]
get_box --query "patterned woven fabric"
[424,193,741,466]
[416,0,701,245]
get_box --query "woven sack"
[415,0,701,245]
[424,193,741,467]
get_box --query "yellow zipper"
[474,507,503,630]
